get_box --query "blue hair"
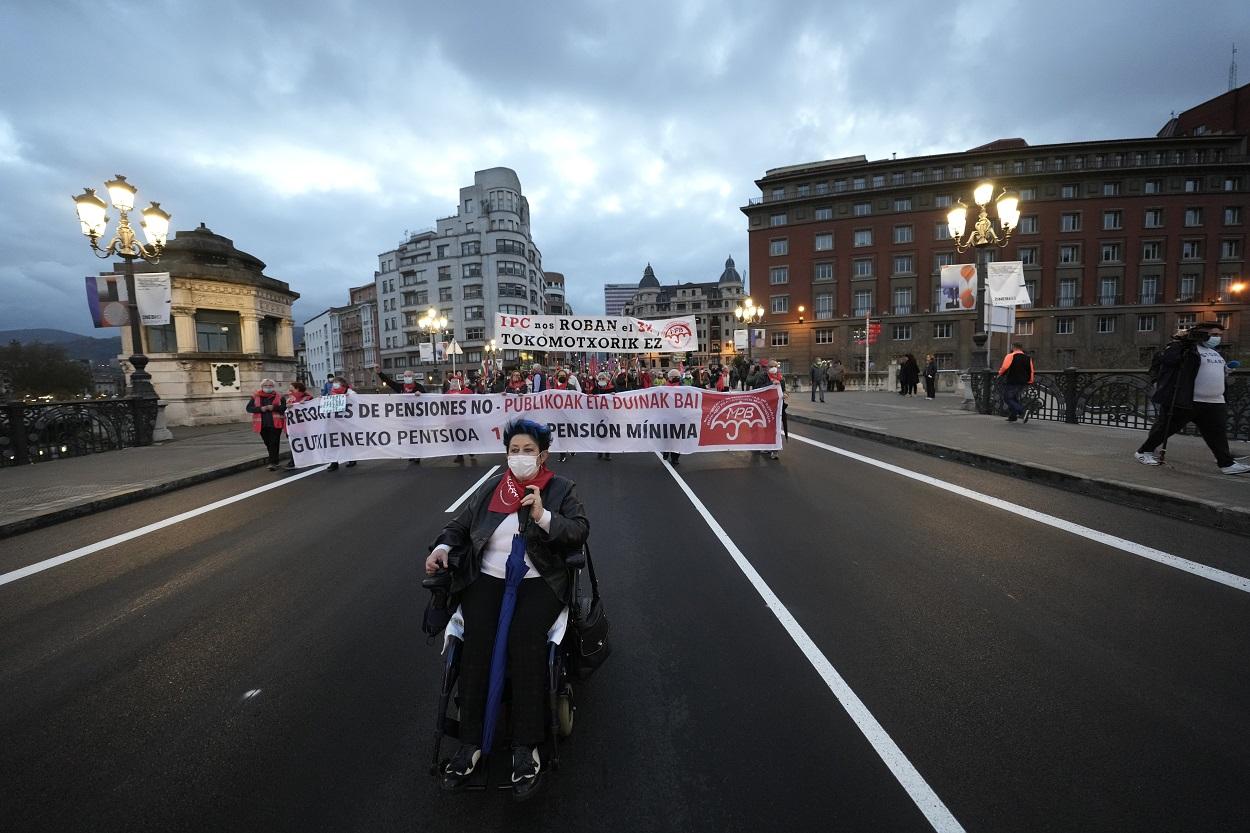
[503,418,552,451]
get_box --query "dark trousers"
[259,426,282,465]
[1002,384,1025,417]
[458,575,564,748]
[1138,403,1234,468]
[924,377,936,398]
[811,381,825,402]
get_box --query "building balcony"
[1140,294,1160,304]
[1058,297,1078,307]
[1096,295,1123,305]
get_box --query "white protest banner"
[494,313,698,353]
[285,387,783,465]
[134,272,172,325]
[987,261,1030,306]
[939,263,978,311]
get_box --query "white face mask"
[1205,335,1222,348]
[508,453,540,480]
[403,375,414,383]
[262,386,274,393]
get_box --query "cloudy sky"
[1,0,1245,335]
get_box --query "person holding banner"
[426,419,590,796]
[505,371,527,395]
[753,364,787,459]
[246,379,287,471]
[590,372,615,461]
[379,370,427,395]
[283,382,314,469]
[325,376,358,471]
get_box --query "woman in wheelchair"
[425,419,589,797]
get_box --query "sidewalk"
[0,422,283,539]
[786,391,1250,535]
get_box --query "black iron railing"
[1,398,158,467]
[967,369,1250,441]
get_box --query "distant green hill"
[0,329,122,364]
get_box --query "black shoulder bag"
[570,542,611,679]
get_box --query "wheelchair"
[421,546,592,792]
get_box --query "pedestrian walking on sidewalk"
[899,354,920,396]
[283,381,313,468]
[810,361,827,403]
[247,379,287,471]
[1135,322,1249,474]
[829,360,845,392]
[997,344,1034,423]
[923,354,938,399]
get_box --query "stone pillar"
[172,307,196,354]
[278,318,295,357]
[240,313,261,354]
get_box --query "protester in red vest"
[246,378,287,471]
[282,381,314,469]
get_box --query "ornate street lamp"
[946,182,1022,369]
[72,174,171,403]
[735,297,765,363]
[418,306,448,370]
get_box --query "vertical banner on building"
[939,264,978,311]
[134,272,172,325]
[85,274,130,327]
[986,261,1030,306]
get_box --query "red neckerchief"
[507,381,526,393]
[488,465,555,514]
[401,382,419,393]
[552,381,570,389]
[253,391,280,406]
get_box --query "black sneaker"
[440,745,480,793]
[510,745,543,801]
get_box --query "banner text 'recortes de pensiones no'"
[284,387,783,465]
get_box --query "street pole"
[864,310,870,390]
[121,256,156,399]
[971,246,990,370]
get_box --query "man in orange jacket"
[997,343,1035,423]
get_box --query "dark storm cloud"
[0,0,1244,333]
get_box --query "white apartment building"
[376,167,547,374]
[302,308,341,386]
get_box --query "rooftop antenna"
[1230,43,1238,91]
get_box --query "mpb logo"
[699,392,777,446]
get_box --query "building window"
[1103,210,1122,230]
[853,290,872,316]
[461,241,480,256]
[438,265,451,280]
[145,323,177,353]
[815,207,833,221]
[771,187,785,200]
[1144,179,1162,194]
[1185,178,1201,193]
[933,322,953,339]
[1103,182,1121,196]
[1059,245,1080,265]
[935,222,952,241]
[892,287,913,314]
[934,252,955,270]
[1097,315,1116,334]
[1176,312,1198,329]
[1019,246,1038,266]
[893,255,914,275]
[1101,243,1122,263]
[463,285,483,300]
[814,233,833,251]
[770,295,789,313]
[1140,276,1159,304]
[893,225,914,244]
[813,294,834,320]
[1179,275,1198,301]
[438,286,453,302]
[1061,212,1081,232]
[1221,239,1242,259]
[852,258,873,278]
[872,175,885,188]
[771,331,789,347]
[1062,184,1078,198]
[1056,317,1075,335]
[195,310,242,353]
[464,305,485,320]
[1225,207,1242,225]
[770,238,788,256]
[1225,177,1241,192]
[814,262,834,281]
[815,328,834,344]
[1144,208,1164,228]
[797,184,810,197]
[1099,277,1120,304]
[769,266,789,285]
[853,202,871,216]
[892,324,912,340]
[853,229,873,247]
[815,182,829,194]
[1181,240,1202,260]
[894,198,912,212]
[935,194,952,208]
[1184,208,1203,227]
[770,213,787,226]
[1014,319,1034,336]
[1142,241,1162,262]
[1137,314,1157,332]
[1059,278,1079,306]
[465,326,485,341]
[834,180,848,192]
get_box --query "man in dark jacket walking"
[810,361,827,403]
[1135,322,1248,474]
[997,344,1034,423]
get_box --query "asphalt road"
[2,425,1248,833]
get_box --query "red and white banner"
[494,313,698,353]
[284,387,782,465]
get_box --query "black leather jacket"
[433,473,589,604]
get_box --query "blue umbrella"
[479,530,529,754]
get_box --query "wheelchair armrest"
[565,550,586,570]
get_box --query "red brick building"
[741,84,1250,373]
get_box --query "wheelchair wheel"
[557,687,575,738]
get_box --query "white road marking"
[657,453,966,833]
[0,466,328,588]
[790,432,1250,595]
[445,465,500,513]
